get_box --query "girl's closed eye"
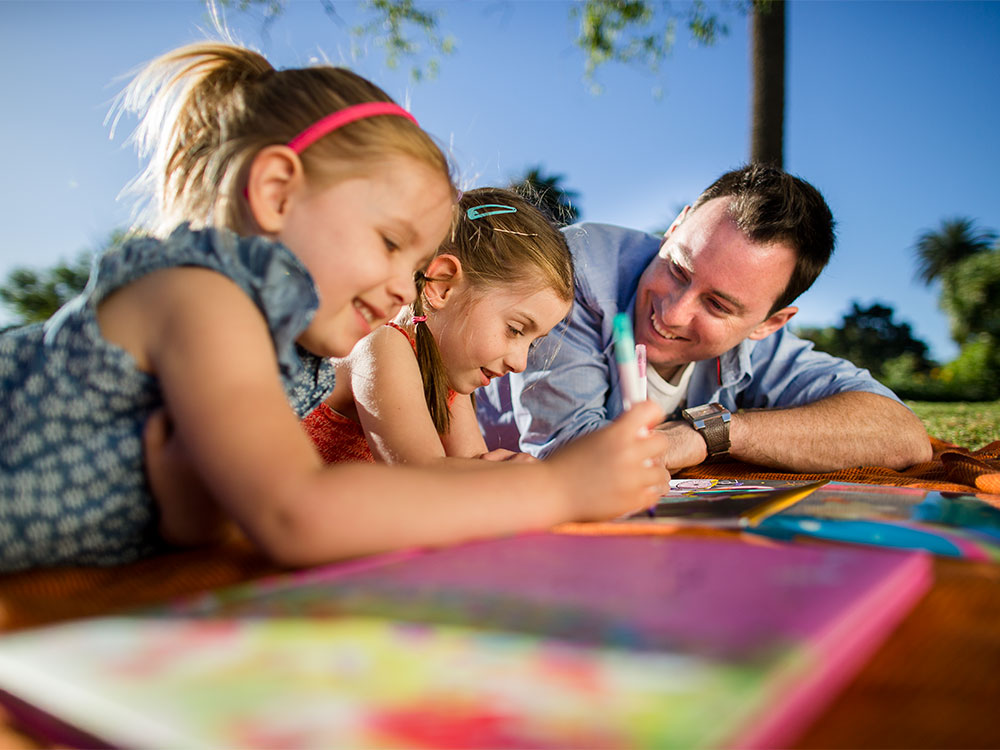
[382,235,399,253]
[507,324,524,338]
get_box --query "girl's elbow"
[239,494,339,568]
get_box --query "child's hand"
[548,401,670,520]
[143,409,227,546]
[478,448,539,463]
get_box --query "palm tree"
[912,217,997,285]
[750,0,785,168]
[509,167,581,228]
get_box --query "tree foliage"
[912,217,999,347]
[939,247,1000,345]
[219,0,738,90]
[795,301,933,378]
[0,254,92,326]
[509,167,581,228]
[939,334,1000,400]
[218,0,455,81]
[345,0,454,81]
[0,230,127,326]
[570,0,733,92]
[912,216,996,286]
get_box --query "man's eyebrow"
[666,242,695,272]
[669,243,748,314]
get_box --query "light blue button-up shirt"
[477,223,902,457]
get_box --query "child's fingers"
[614,400,666,435]
[506,453,539,464]
[142,408,170,456]
[479,448,515,461]
[639,455,670,490]
[142,409,175,508]
[479,449,538,463]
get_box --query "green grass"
[907,400,1000,451]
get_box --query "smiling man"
[477,165,932,472]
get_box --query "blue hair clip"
[467,204,517,220]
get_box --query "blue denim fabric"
[477,223,902,457]
[0,225,335,571]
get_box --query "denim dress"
[0,225,335,572]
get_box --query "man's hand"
[655,419,708,471]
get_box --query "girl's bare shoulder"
[353,322,416,364]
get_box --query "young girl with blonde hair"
[304,187,573,465]
[0,42,668,573]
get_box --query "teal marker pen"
[613,313,642,411]
[613,313,657,517]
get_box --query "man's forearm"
[731,392,931,471]
[662,392,933,473]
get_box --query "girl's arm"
[437,394,490,458]
[348,326,489,463]
[440,400,538,462]
[103,267,669,568]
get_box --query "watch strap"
[682,403,732,461]
[699,414,731,460]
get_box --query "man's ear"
[422,254,464,310]
[246,145,305,234]
[749,306,798,341]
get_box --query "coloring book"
[751,481,1000,560]
[638,478,826,525]
[557,478,827,535]
[0,533,931,749]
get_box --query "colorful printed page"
[647,478,827,525]
[0,534,931,750]
[558,479,827,535]
[752,481,1000,560]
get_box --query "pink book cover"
[0,533,931,749]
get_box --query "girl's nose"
[386,267,418,307]
[505,343,530,374]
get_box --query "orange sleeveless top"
[302,322,457,464]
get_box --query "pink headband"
[287,102,418,154]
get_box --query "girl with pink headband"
[0,42,668,572]
[304,187,574,466]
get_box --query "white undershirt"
[644,362,695,417]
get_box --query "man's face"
[633,196,799,380]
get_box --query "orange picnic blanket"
[677,436,1000,496]
[1,438,997,636]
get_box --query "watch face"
[685,403,724,420]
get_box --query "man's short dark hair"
[690,164,836,315]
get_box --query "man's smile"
[650,311,686,341]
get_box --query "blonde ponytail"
[114,41,454,236]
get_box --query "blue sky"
[2,0,998,362]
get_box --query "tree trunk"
[750,0,785,168]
